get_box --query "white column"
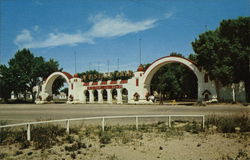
[89,90,94,103]
[232,83,236,102]
[98,90,103,103]
[117,88,123,104]
[107,89,112,104]
[197,79,203,101]
[82,93,86,103]
[79,91,86,103]
[127,89,134,103]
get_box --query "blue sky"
[0,0,249,74]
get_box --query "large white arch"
[142,56,203,100]
[35,56,218,104]
[43,72,73,97]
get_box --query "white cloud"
[87,14,157,38]
[14,29,33,47]
[14,13,161,49]
[15,31,93,48]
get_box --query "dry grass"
[0,113,249,159]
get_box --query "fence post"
[27,124,31,141]
[136,116,138,130]
[66,120,70,134]
[102,117,105,132]
[168,116,171,127]
[202,115,205,129]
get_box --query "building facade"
[35,56,246,104]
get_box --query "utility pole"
[107,60,110,74]
[97,62,100,72]
[139,38,142,65]
[205,25,208,31]
[89,62,91,71]
[117,58,119,71]
[74,51,76,74]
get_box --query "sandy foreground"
[0,104,249,159]
[0,130,249,160]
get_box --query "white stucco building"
[35,56,246,104]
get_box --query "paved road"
[0,103,249,124]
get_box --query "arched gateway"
[36,56,217,104]
[142,56,204,101]
[37,72,72,103]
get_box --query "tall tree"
[192,17,250,102]
[150,55,198,103]
[0,65,12,102]
[0,49,63,102]
[8,49,35,101]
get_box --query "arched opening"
[43,72,72,103]
[84,90,89,102]
[143,56,200,103]
[202,90,211,101]
[121,88,128,103]
[133,92,140,101]
[102,89,108,102]
[150,63,198,103]
[112,89,117,103]
[204,94,209,101]
[52,77,68,103]
[93,90,98,102]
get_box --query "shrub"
[32,124,66,149]
[65,141,86,152]
[27,152,33,156]
[206,114,221,127]
[70,152,76,159]
[0,128,11,144]
[33,133,55,150]
[165,128,184,138]
[0,128,26,145]
[156,123,168,132]
[236,149,248,159]
[206,112,250,133]
[0,153,7,159]
[139,124,151,132]
[19,140,30,149]
[184,121,202,134]
[99,131,112,144]
[70,127,80,134]
[65,135,75,144]
[219,117,236,133]
[14,130,27,144]
[15,151,23,156]
[234,112,250,132]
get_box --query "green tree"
[60,87,69,96]
[0,49,63,103]
[8,49,35,101]
[0,65,12,102]
[150,61,197,103]
[192,17,250,102]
